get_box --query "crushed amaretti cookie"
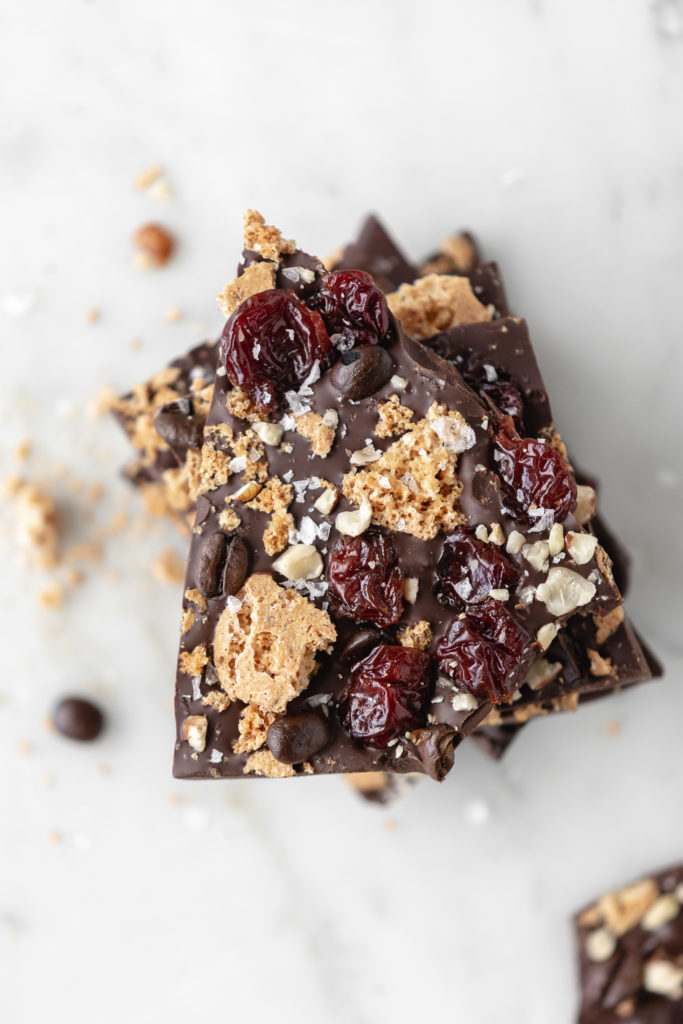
[213,574,336,714]
[387,274,491,341]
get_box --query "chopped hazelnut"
[566,531,599,565]
[272,544,324,582]
[182,715,208,753]
[574,484,597,525]
[535,567,596,616]
[335,499,372,537]
[133,223,175,268]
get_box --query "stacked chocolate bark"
[112,211,659,791]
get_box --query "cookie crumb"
[213,574,336,713]
[387,274,491,341]
[242,209,296,262]
[153,547,185,585]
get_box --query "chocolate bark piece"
[575,864,683,1022]
[110,340,217,527]
[332,214,418,293]
[173,212,620,782]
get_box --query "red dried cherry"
[220,289,334,416]
[327,530,404,629]
[494,417,577,525]
[434,528,520,609]
[312,270,394,348]
[462,354,525,426]
[339,645,431,747]
[436,599,533,703]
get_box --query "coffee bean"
[154,405,204,451]
[195,534,249,598]
[340,628,389,667]
[221,537,249,596]
[195,533,227,597]
[411,724,457,782]
[266,711,332,764]
[330,345,394,400]
[53,697,104,741]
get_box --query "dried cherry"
[494,417,577,525]
[434,528,520,609]
[220,289,333,416]
[462,354,525,426]
[339,645,431,747]
[312,270,394,348]
[436,599,533,703]
[328,530,403,629]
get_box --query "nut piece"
[314,488,338,515]
[488,523,505,546]
[403,578,419,604]
[428,414,476,454]
[566,531,599,565]
[523,540,550,572]
[523,657,562,690]
[548,523,565,556]
[535,567,596,616]
[641,893,680,931]
[585,927,617,963]
[475,524,489,543]
[536,622,558,651]
[133,223,174,267]
[335,499,372,537]
[349,445,382,466]
[390,375,408,390]
[182,715,208,753]
[272,544,324,582]
[451,690,479,712]
[232,481,262,502]
[489,588,510,602]
[643,957,683,1000]
[252,421,284,447]
[574,484,597,525]
[506,530,525,555]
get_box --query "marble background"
[1,2,682,1021]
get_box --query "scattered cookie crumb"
[242,209,296,263]
[14,439,31,462]
[375,395,415,438]
[387,274,491,341]
[134,164,163,191]
[37,582,65,609]
[84,308,100,325]
[164,306,183,323]
[11,482,60,569]
[606,720,621,737]
[153,547,185,585]
[233,704,277,754]
[397,620,433,650]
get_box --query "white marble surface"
[2,2,683,1021]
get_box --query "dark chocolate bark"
[575,864,683,1022]
[333,214,418,293]
[173,223,620,782]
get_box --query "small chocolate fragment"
[339,628,389,667]
[154,404,204,451]
[330,345,394,400]
[53,697,104,741]
[195,535,249,598]
[266,711,332,764]
[411,724,457,781]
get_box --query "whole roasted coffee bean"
[330,345,394,400]
[196,533,227,597]
[267,711,332,764]
[221,537,249,596]
[339,628,388,667]
[154,406,204,451]
[53,697,104,741]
